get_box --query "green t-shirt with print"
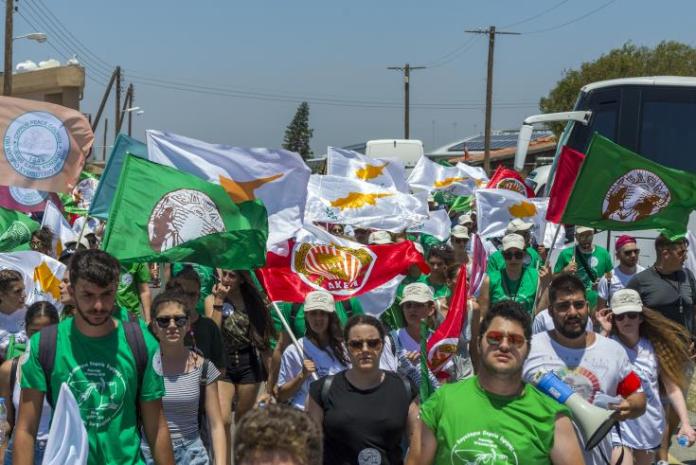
[420,377,570,465]
[488,267,540,314]
[554,245,613,309]
[272,298,364,339]
[21,319,164,465]
[426,276,451,300]
[486,246,542,273]
[171,263,215,315]
[116,263,151,315]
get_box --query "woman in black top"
[307,315,419,465]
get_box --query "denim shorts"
[141,435,210,465]
[4,436,47,465]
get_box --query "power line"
[423,36,479,68]
[502,0,571,28]
[522,0,619,34]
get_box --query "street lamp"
[13,32,48,43]
[4,31,49,96]
[124,106,144,136]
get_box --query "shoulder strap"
[9,357,18,409]
[343,299,353,319]
[574,246,597,282]
[123,321,147,389]
[38,324,58,408]
[387,331,397,357]
[198,359,209,429]
[289,303,302,335]
[320,374,335,407]
[127,311,138,323]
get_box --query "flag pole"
[75,215,91,249]
[531,222,562,314]
[270,300,319,381]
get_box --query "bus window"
[639,100,696,171]
[567,100,618,153]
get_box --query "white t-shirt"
[0,308,27,359]
[278,337,348,410]
[532,309,593,335]
[523,331,638,465]
[597,265,646,302]
[610,336,663,449]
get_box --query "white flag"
[407,209,452,242]
[305,175,427,232]
[685,231,696,278]
[43,383,88,465]
[455,162,489,186]
[0,251,65,309]
[475,188,546,240]
[146,130,311,246]
[357,275,404,317]
[326,147,409,192]
[408,156,477,196]
[41,200,77,257]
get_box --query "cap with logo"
[506,218,533,233]
[610,288,643,315]
[451,225,470,239]
[502,233,525,251]
[401,283,434,304]
[369,230,393,245]
[303,290,335,313]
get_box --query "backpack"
[320,371,411,407]
[37,319,148,409]
[290,300,354,335]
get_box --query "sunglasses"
[553,300,587,311]
[485,330,526,349]
[453,237,469,243]
[614,312,640,322]
[155,315,189,328]
[347,338,383,351]
[622,249,640,256]
[503,251,524,260]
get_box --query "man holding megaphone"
[523,274,647,465]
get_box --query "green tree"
[283,101,314,159]
[540,41,696,135]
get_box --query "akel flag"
[256,224,429,302]
[486,165,535,198]
[562,134,696,236]
[0,96,93,192]
[102,155,268,269]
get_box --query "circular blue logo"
[3,111,70,179]
[8,186,48,206]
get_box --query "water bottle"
[0,397,7,446]
[677,434,689,448]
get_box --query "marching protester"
[57,248,77,319]
[486,219,542,273]
[0,301,59,465]
[277,291,349,410]
[596,235,645,310]
[203,268,274,464]
[381,242,427,331]
[426,245,454,311]
[596,289,695,465]
[172,263,217,316]
[523,273,646,465]
[412,301,584,465]
[554,226,613,311]
[28,228,53,257]
[117,262,152,322]
[14,249,175,465]
[307,315,419,465]
[143,291,226,465]
[449,225,469,265]
[0,269,27,361]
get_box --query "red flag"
[0,186,62,213]
[468,234,487,297]
[486,165,535,197]
[427,264,467,381]
[256,231,429,303]
[546,146,586,223]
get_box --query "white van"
[365,139,424,170]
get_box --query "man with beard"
[596,235,645,310]
[523,274,646,465]
[412,301,583,465]
[14,249,174,465]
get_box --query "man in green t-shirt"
[425,245,453,301]
[116,263,152,321]
[15,250,174,465]
[553,226,613,310]
[414,301,582,465]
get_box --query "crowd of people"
[0,197,695,465]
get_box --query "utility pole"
[115,68,122,133]
[128,84,134,136]
[3,0,14,96]
[102,117,108,161]
[387,63,426,139]
[91,66,120,133]
[116,82,132,135]
[466,26,520,174]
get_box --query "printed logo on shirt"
[555,366,601,403]
[66,361,127,428]
[120,273,133,287]
[451,430,518,465]
[589,256,599,268]
[152,351,163,376]
[357,448,382,465]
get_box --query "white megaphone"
[534,371,617,450]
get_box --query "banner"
[326,146,409,192]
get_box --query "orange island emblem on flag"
[329,192,394,210]
[354,162,387,180]
[292,243,376,294]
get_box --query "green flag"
[102,155,268,269]
[419,321,436,401]
[57,171,100,215]
[449,195,473,213]
[0,206,39,251]
[562,134,696,236]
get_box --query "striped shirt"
[162,358,220,442]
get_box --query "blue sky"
[9,0,696,155]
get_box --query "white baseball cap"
[369,230,393,245]
[610,289,643,315]
[451,225,470,239]
[401,283,434,304]
[506,218,533,233]
[304,290,335,313]
[575,226,594,235]
[502,233,525,251]
[458,213,474,226]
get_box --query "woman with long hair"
[596,289,696,465]
[277,291,349,409]
[143,291,226,465]
[0,301,59,465]
[203,269,275,464]
[307,315,419,465]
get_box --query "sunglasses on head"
[347,338,382,351]
[484,330,526,349]
[155,315,189,328]
[553,300,587,311]
[614,312,640,322]
[503,251,524,260]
